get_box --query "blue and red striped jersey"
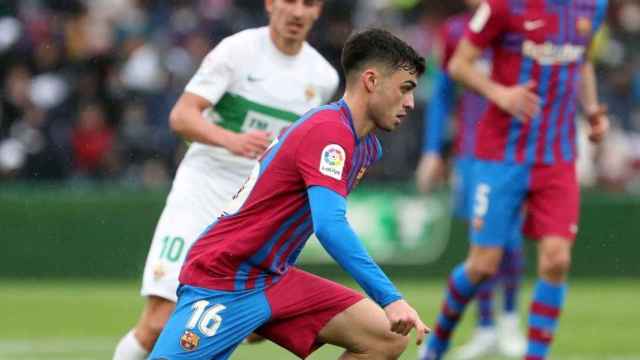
[466,0,607,165]
[179,99,382,292]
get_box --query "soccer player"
[421,1,609,359]
[113,1,339,359]
[149,28,428,360]
[415,0,525,358]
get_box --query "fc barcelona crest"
[576,17,592,37]
[180,330,200,351]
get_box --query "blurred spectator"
[0,0,638,193]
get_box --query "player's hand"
[416,153,445,194]
[495,80,541,122]
[383,299,431,345]
[587,105,609,143]
[224,130,271,159]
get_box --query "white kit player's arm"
[169,93,270,158]
[171,34,270,158]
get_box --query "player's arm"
[170,36,270,158]
[169,93,270,158]
[416,68,455,193]
[578,60,609,143]
[448,1,540,122]
[307,186,429,343]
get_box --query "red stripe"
[554,63,578,162]
[442,301,461,322]
[531,301,561,318]
[435,324,451,340]
[528,326,553,344]
[515,61,541,162]
[447,279,470,305]
[525,356,544,360]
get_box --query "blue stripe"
[560,93,576,161]
[504,58,533,162]
[544,5,569,164]
[525,65,551,164]
[527,340,549,357]
[529,313,558,330]
[593,0,608,31]
[534,280,567,306]
[259,103,340,177]
[269,218,312,271]
[437,313,456,331]
[234,205,308,290]
[445,296,465,313]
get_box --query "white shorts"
[140,147,255,302]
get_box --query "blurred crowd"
[0,0,639,192]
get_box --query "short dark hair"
[341,28,426,79]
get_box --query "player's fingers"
[414,319,430,346]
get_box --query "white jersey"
[141,27,338,301]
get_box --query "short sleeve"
[184,37,236,105]
[296,121,355,197]
[466,0,509,49]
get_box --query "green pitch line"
[0,279,638,359]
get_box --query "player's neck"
[269,28,303,56]
[342,93,376,139]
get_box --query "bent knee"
[539,252,571,278]
[466,261,500,281]
[359,333,408,360]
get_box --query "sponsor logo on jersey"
[319,144,346,180]
[469,2,491,33]
[576,17,592,37]
[522,40,585,65]
[524,19,546,31]
[180,330,200,351]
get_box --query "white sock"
[113,330,149,360]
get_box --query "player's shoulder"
[215,26,266,54]
[292,103,355,144]
[300,43,339,86]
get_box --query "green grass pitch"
[1,278,638,359]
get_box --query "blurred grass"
[1,278,639,359]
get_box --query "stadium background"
[0,0,638,359]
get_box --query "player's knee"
[466,260,500,282]
[372,333,408,359]
[540,251,571,280]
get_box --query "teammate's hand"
[224,131,271,159]
[384,299,431,345]
[587,105,609,143]
[495,80,541,122]
[416,153,445,194]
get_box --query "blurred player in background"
[149,28,428,360]
[112,1,339,359]
[421,0,609,359]
[415,0,526,358]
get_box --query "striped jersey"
[179,100,382,291]
[466,0,607,165]
[441,12,490,158]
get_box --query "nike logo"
[524,19,545,31]
[247,74,264,82]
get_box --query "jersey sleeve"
[466,0,509,49]
[296,120,355,197]
[184,37,236,105]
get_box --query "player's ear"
[362,69,378,93]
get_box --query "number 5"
[186,300,226,337]
[473,183,491,217]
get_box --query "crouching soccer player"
[149,28,429,360]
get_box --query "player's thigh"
[317,298,407,355]
[140,202,215,302]
[258,268,364,358]
[469,160,528,247]
[524,163,579,241]
[149,285,270,360]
